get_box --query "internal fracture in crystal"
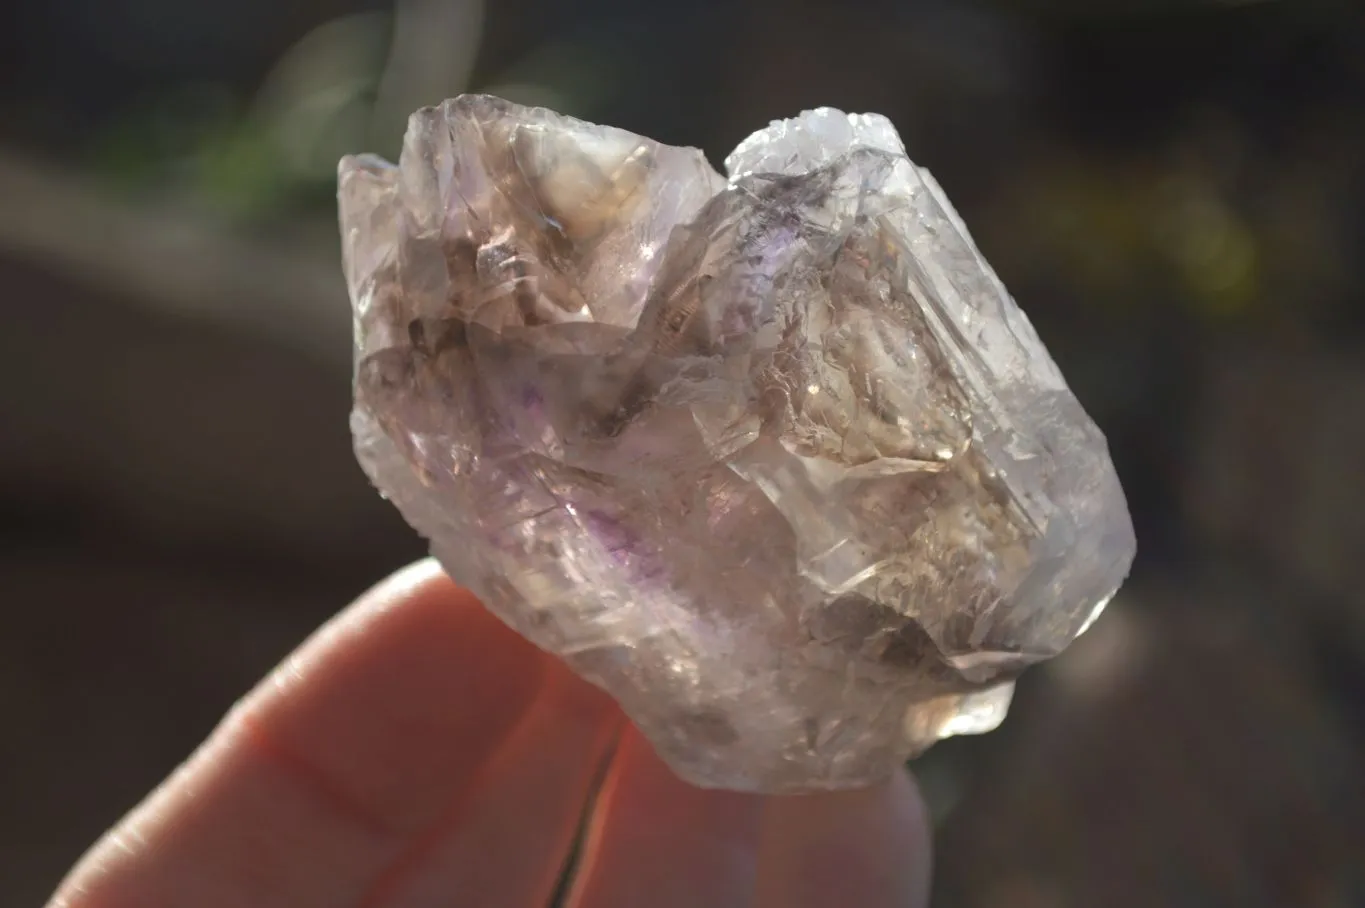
[338,95,1136,793]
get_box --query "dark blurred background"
[3,0,1364,904]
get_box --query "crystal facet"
[339,95,1136,793]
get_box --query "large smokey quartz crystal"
[339,95,1135,793]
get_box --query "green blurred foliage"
[88,12,393,219]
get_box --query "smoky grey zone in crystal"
[341,96,1135,793]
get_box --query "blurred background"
[3,0,1364,904]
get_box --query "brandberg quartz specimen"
[339,95,1136,793]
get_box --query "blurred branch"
[371,0,485,150]
[0,150,349,366]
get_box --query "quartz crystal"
[338,95,1136,793]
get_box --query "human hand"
[49,560,931,908]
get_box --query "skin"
[47,559,932,908]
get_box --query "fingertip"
[319,558,482,646]
[240,559,549,838]
[48,561,561,908]
[351,557,457,613]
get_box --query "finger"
[564,727,766,908]
[362,659,623,908]
[755,768,932,908]
[50,561,557,908]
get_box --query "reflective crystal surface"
[339,95,1136,793]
